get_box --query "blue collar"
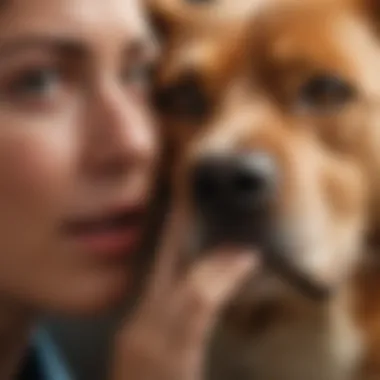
[30,328,74,380]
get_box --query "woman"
[0,0,257,379]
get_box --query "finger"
[145,205,187,300]
[171,249,259,347]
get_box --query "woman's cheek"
[0,116,78,230]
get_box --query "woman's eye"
[122,63,153,93]
[9,68,60,98]
[297,74,356,113]
[0,63,73,114]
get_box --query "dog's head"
[151,0,380,302]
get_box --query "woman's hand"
[111,210,258,380]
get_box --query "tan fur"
[149,0,380,378]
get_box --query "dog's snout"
[191,152,278,217]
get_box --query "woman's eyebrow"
[0,34,160,61]
[0,35,85,57]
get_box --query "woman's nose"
[81,80,157,180]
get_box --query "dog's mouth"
[197,216,331,301]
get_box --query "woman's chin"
[37,271,131,318]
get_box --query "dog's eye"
[297,74,355,113]
[153,74,209,120]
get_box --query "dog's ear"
[358,0,380,34]
[367,0,380,25]
[146,0,213,40]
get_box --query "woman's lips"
[64,208,145,259]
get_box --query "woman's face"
[0,0,159,314]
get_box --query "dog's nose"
[191,152,278,217]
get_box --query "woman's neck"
[0,300,35,380]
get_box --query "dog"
[149,0,380,378]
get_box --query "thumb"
[171,249,259,351]
[186,249,259,315]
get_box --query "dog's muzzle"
[189,151,330,301]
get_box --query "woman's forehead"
[0,0,151,42]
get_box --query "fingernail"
[236,250,260,266]
[222,248,260,267]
